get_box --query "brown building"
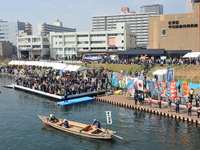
[0,42,13,58]
[149,3,200,52]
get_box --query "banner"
[181,80,190,97]
[136,80,144,91]
[166,68,174,82]
[157,81,167,97]
[112,72,120,87]
[119,75,126,89]
[147,81,156,95]
[170,81,177,98]
[105,111,112,124]
[126,77,137,92]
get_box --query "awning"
[183,52,200,58]
[152,69,167,75]
[63,65,86,72]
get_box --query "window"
[161,28,167,36]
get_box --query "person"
[189,88,195,101]
[58,119,70,128]
[48,114,56,122]
[195,94,200,107]
[168,99,172,112]
[187,102,192,116]
[92,119,101,128]
[175,100,180,113]
[158,98,162,108]
[197,105,200,118]
[148,97,152,107]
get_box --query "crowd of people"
[0,65,109,97]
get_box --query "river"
[0,75,200,150]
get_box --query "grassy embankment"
[87,64,200,84]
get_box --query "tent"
[183,52,200,58]
[63,65,86,72]
[152,69,167,82]
[140,56,149,59]
[152,69,167,75]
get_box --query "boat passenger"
[92,119,101,128]
[48,114,56,122]
[62,119,70,128]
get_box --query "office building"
[149,3,200,52]
[92,7,160,48]
[140,4,163,15]
[186,0,200,13]
[0,20,29,51]
[17,35,50,59]
[38,19,76,36]
[50,23,136,59]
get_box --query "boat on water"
[38,115,116,140]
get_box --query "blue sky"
[0,0,185,34]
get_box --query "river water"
[0,75,200,150]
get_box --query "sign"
[170,81,177,98]
[106,111,112,124]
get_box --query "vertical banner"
[137,80,144,91]
[170,81,177,98]
[166,68,174,82]
[105,111,112,124]
[157,81,167,97]
[149,81,156,95]
[112,73,120,87]
[120,76,126,89]
[181,80,189,97]
[126,77,137,92]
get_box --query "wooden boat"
[38,115,116,140]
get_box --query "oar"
[112,134,131,143]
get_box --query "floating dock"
[3,84,106,100]
[57,96,95,106]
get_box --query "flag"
[137,80,143,91]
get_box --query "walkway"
[95,95,200,124]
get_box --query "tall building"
[0,20,29,51]
[50,23,136,59]
[38,19,76,36]
[140,4,163,15]
[186,0,200,13]
[92,7,160,48]
[149,3,200,52]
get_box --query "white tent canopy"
[63,65,86,72]
[152,69,167,75]
[183,52,200,58]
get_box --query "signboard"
[106,111,112,124]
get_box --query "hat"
[50,114,54,117]
[63,119,67,122]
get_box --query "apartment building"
[50,23,136,59]
[92,7,160,48]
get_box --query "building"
[186,0,200,13]
[50,23,137,59]
[0,42,13,58]
[17,35,50,59]
[149,2,200,52]
[92,7,160,48]
[0,20,30,52]
[140,4,163,15]
[38,19,76,36]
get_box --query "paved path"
[95,95,200,124]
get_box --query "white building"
[38,19,76,36]
[0,20,31,52]
[92,7,160,48]
[17,35,50,59]
[50,23,137,59]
